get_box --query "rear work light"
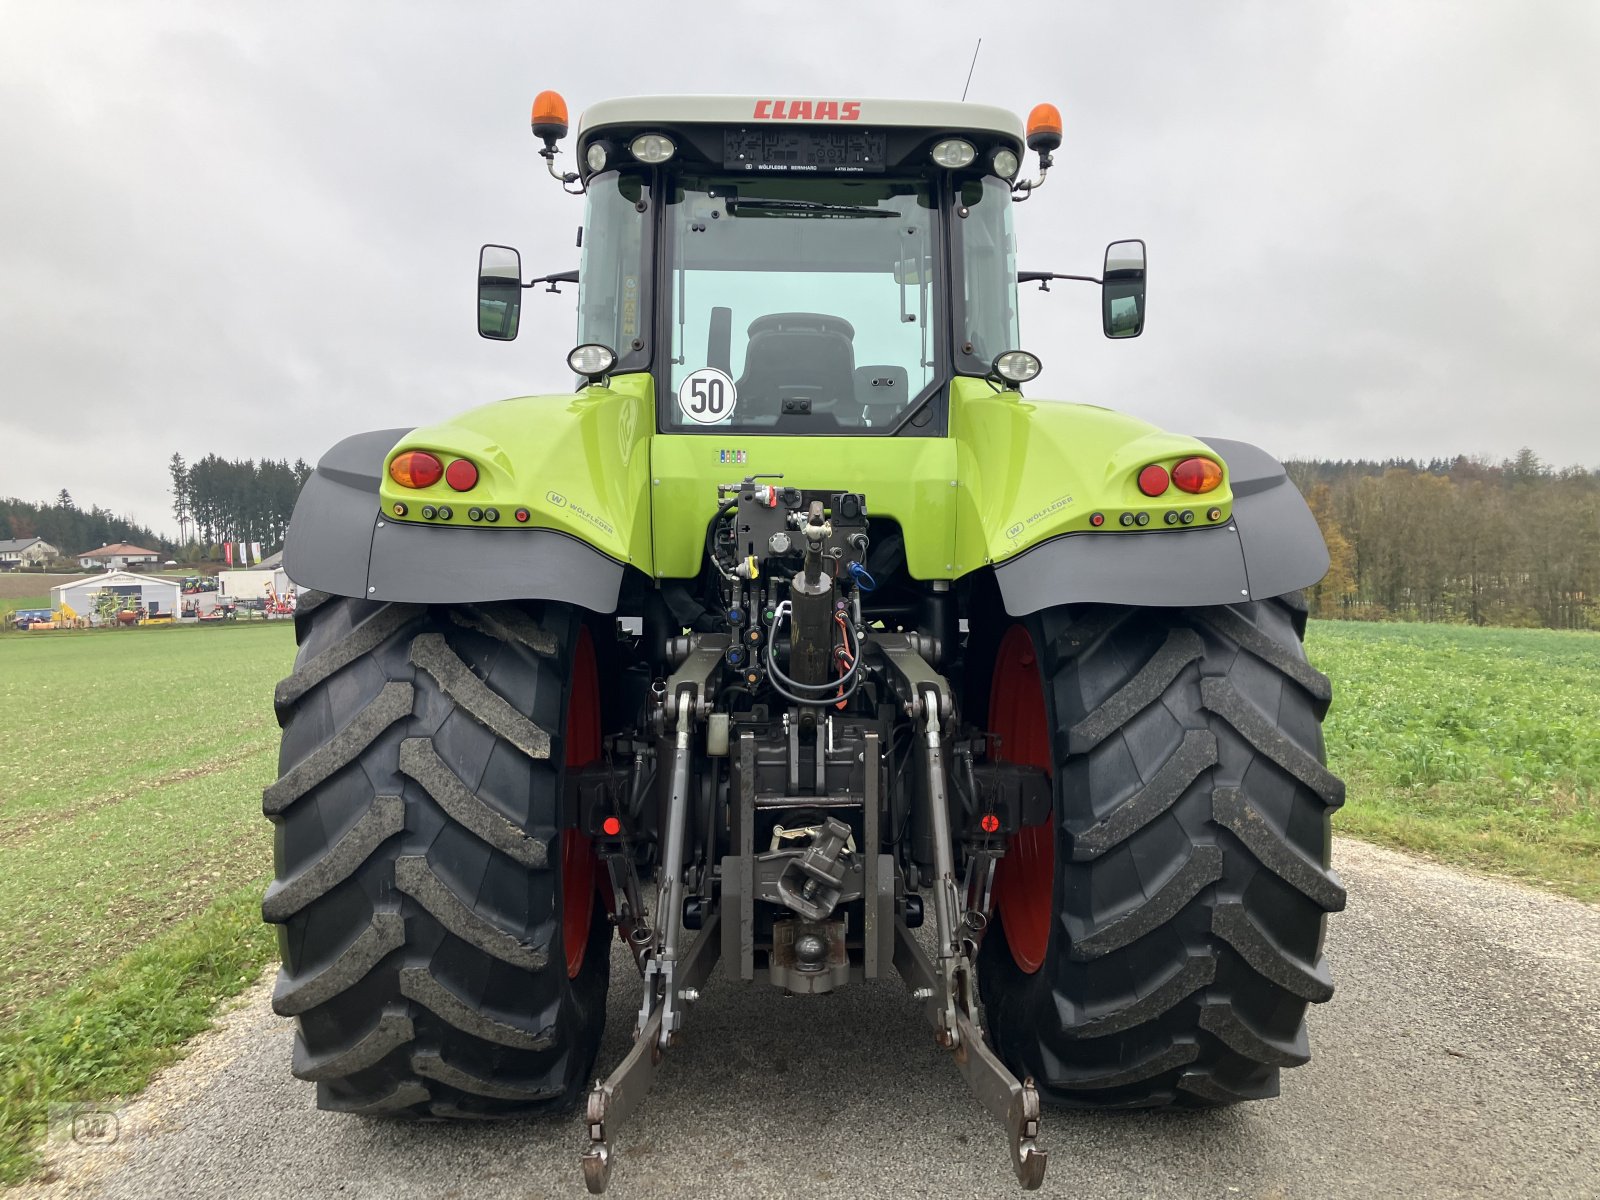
[1172,457,1224,494]
[445,458,479,491]
[389,451,443,489]
[1137,464,1170,497]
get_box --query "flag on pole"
[251,542,263,564]
[225,542,233,566]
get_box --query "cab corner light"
[992,349,1042,384]
[569,342,618,380]
[630,133,676,164]
[931,138,976,168]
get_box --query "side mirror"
[478,245,523,340]
[1101,239,1146,339]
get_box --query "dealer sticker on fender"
[677,367,737,425]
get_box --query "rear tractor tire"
[976,595,1345,1106]
[262,592,611,1116]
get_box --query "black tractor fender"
[992,437,1329,615]
[281,428,625,611]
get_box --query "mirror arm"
[1017,270,1102,292]
[520,269,580,294]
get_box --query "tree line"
[1288,449,1599,630]
[0,493,172,561]
[169,453,312,557]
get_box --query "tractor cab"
[479,94,1144,437]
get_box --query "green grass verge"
[0,882,275,1185]
[0,622,292,1183]
[1312,620,1600,901]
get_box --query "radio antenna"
[960,38,982,102]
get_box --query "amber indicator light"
[1172,457,1224,494]
[389,451,444,489]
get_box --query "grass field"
[0,615,1595,1182]
[1312,621,1600,901]
[0,622,293,1183]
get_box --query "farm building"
[77,543,161,570]
[50,571,181,618]
[218,567,293,600]
[0,537,59,568]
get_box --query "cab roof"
[577,95,1025,145]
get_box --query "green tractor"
[266,92,1343,1192]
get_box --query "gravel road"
[20,838,1600,1200]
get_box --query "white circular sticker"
[676,367,737,425]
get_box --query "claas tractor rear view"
[265,92,1344,1192]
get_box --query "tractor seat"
[735,313,857,416]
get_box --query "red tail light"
[445,458,479,491]
[1172,457,1223,494]
[1137,464,1170,497]
[389,451,443,489]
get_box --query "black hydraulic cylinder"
[788,572,835,687]
[787,500,837,689]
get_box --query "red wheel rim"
[562,625,601,977]
[988,625,1055,974]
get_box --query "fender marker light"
[445,458,479,491]
[1137,464,1170,497]
[1172,457,1224,494]
[389,451,443,489]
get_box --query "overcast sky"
[3,1,1597,536]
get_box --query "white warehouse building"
[50,571,182,619]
